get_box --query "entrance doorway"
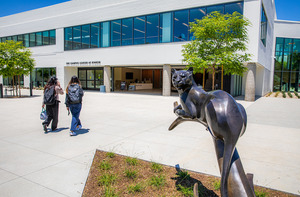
[78,67,104,90]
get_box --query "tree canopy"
[0,40,35,96]
[182,11,251,90]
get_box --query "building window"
[3,75,24,86]
[146,14,159,44]
[174,10,189,42]
[36,32,42,46]
[273,37,300,92]
[160,12,172,43]
[64,27,73,50]
[61,1,244,50]
[82,24,91,49]
[73,26,82,49]
[122,18,133,46]
[101,22,110,47]
[49,30,56,45]
[24,34,29,47]
[91,23,100,48]
[134,16,145,45]
[111,20,121,46]
[29,33,36,47]
[42,31,50,45]
[31,68,56,88]
[260,5,267,46]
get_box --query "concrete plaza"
[0,90,299,196]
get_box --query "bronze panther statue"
[169,67,255,197]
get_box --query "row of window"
[64,2,243,50]
[0,30,56,47]
[273,37,300,92]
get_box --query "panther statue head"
[171,67,194,91]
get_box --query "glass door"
[78,68,104,90]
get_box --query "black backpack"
[44,86,56,105]
[68,84,81,104]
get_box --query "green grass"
[99,160,112,171]
[149,174,166,188]
[176,170,191,181]
[255,189,268,197]
[213,180,221,190]
[98,173,117,186]
[106,152,116,158]
[177,184,193,197]
[151,162,163,173]
[125,157,138,166]
[124,169,137,179]
[127,183,144,193]
[104,186,118,197]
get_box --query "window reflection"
[174,10,189,42]
[111,20,121,46]
[91,23,100,48]
[73,26,82,49]
[134,16,145,45]
[64,27,72,50]
[146,14,159,44]
[122,18,133,46]
[42,31,49,45]
[160,12,172,43]
[82,24,90,49]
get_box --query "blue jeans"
[69,103,82,131]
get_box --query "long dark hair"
[44,76,57,92]
[66,76,81,94]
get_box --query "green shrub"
[104,186,118,197]
[128,183,144,193]
[99,160,112,171]
[266,92,272,97]
[213,180,221,190]
[275,91,280,97]
[151,162,163,173]
[255,189,268,197]
[294,91,300,99]
[125,157,138,166]
[282,91,286,98]
[176,170,191,181]
[149,175,166,188]
[177,184,193,197]
[124,169,137,179]
[98,173,117,186]
[288,91,293,98]
[106,152,116,158]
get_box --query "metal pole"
[0,83,3,98]
[30,81,33,96]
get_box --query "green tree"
[182,11,251,90]
[0,40,35,97]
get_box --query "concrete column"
[104,65,111,93]
[163,64,171,96]
[245,63,256,101]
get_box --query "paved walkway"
[0,90,299,196]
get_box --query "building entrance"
[78,67,103,90]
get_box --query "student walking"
[65,76,84,136]
[42,76,64,132]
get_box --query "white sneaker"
[69,131,76,136]
[75,125,82,130]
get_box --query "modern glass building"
[1,0,296,97]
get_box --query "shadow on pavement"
[46,127,69,133]
[76,128,90,135]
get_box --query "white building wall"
[275,20,300,38]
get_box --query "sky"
[0,0,299,21]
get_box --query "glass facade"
[78,68,104,90]
[274,37,300,92]
[31,68,56,88]
[0,30,56,47]
[64,2,243,50]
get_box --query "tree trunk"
[212,67,215,90]
[18,75,21,97]
[202,68,205,89]
[12,76,15,96]
[221,65,224,90]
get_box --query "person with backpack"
[42,76,64,133]
[65,76,84,136]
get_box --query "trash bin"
[100,85,106,93]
